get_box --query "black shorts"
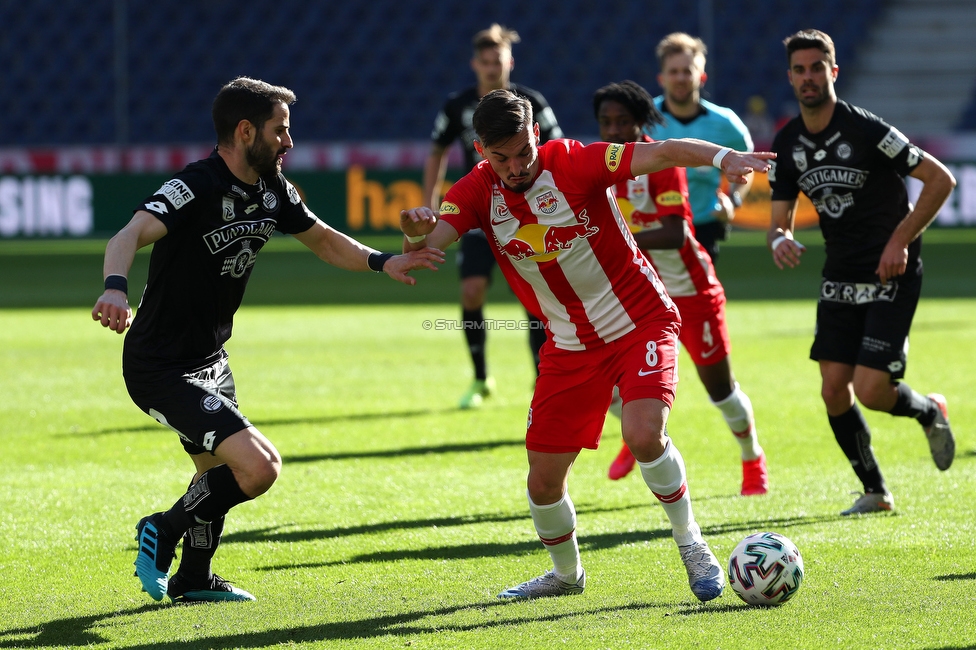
[457,230,496,280]
[692,221,730,265]
[809,273,922,380]
[124,354,251,455]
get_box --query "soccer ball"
[727,532,804,606]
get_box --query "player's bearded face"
[794,78,830,108]
[482,126,540,193]
[789,50,836,109]
[247,131,283,176]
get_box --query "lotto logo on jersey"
[155,179,195,209]
[655,191,684,207]
[605,144,625,172]
[877,127,909,159]
[439,201,460,215]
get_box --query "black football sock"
[176,515,224,580]
[828,404,887,494]
[527,312,546,376]
[889,382,938,426]
[160,464,250,538]
[462,307,488,380]
[174,476,223,580]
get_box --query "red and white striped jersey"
[610,138,722,299]
[440,139,677,351]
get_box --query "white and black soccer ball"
[727,532,804,606]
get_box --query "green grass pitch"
[1,232,974,648]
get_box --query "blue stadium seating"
[8,0,964,148]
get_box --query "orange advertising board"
[730,174,819,231]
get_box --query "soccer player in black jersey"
[422,23,563,408]
[767,30,957,516]
[92,77,443,603]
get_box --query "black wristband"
[730,191,743,208]
[367,252,395,273]
[104,274,128,294]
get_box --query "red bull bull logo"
[496,210,598,262]
[535,191,559,215]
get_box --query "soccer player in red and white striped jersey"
[401,89,773,601]
[594,80,767,496]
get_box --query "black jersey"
[123,148,317,372]
[430,82,563,172]
[769,100,924,281]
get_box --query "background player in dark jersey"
[767,30,957,516]
[422,23,563,408]
[92,77,443,603]
[594,81,767,496]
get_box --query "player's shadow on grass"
[934,572,976,581]
[282,437,525,463]
[59,407,477,438]
[25,600,687,649]
[0,604,159,648]
[222,502,647,546]
[252,513,837,572]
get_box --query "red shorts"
[526,317,680,453]
[672,292,730,367]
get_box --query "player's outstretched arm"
[631,139,775,185]
[400,207,459,254]
[768,199,805,270]
[92,211,168,334]
[293,219,445,286]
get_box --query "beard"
[246,136,283,177]
[796,82,830,108]
[504,177,534,193]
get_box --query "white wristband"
[712,147,732,169]
[771,235,788,252]
[405,233,427,244]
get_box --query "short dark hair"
[472,89,533,148]
[212,77,296,145]
[592,80,664,128]
[783,29,836,66]
[472,23,520,53]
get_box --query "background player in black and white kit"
[767,30,957,516]
[422,23,563,409]
[92,77,443,603]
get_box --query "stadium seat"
[9,0,970,146]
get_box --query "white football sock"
[528,491,582,582]
[712,383,763,460]
[638,439,703,547]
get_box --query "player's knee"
[820,382,853,411]
[461,288,485,309]
[526,475,565,505]
[852,382,892,412]
[621,425,668,463]
[244,460,280,497]
[236,448,281,497]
